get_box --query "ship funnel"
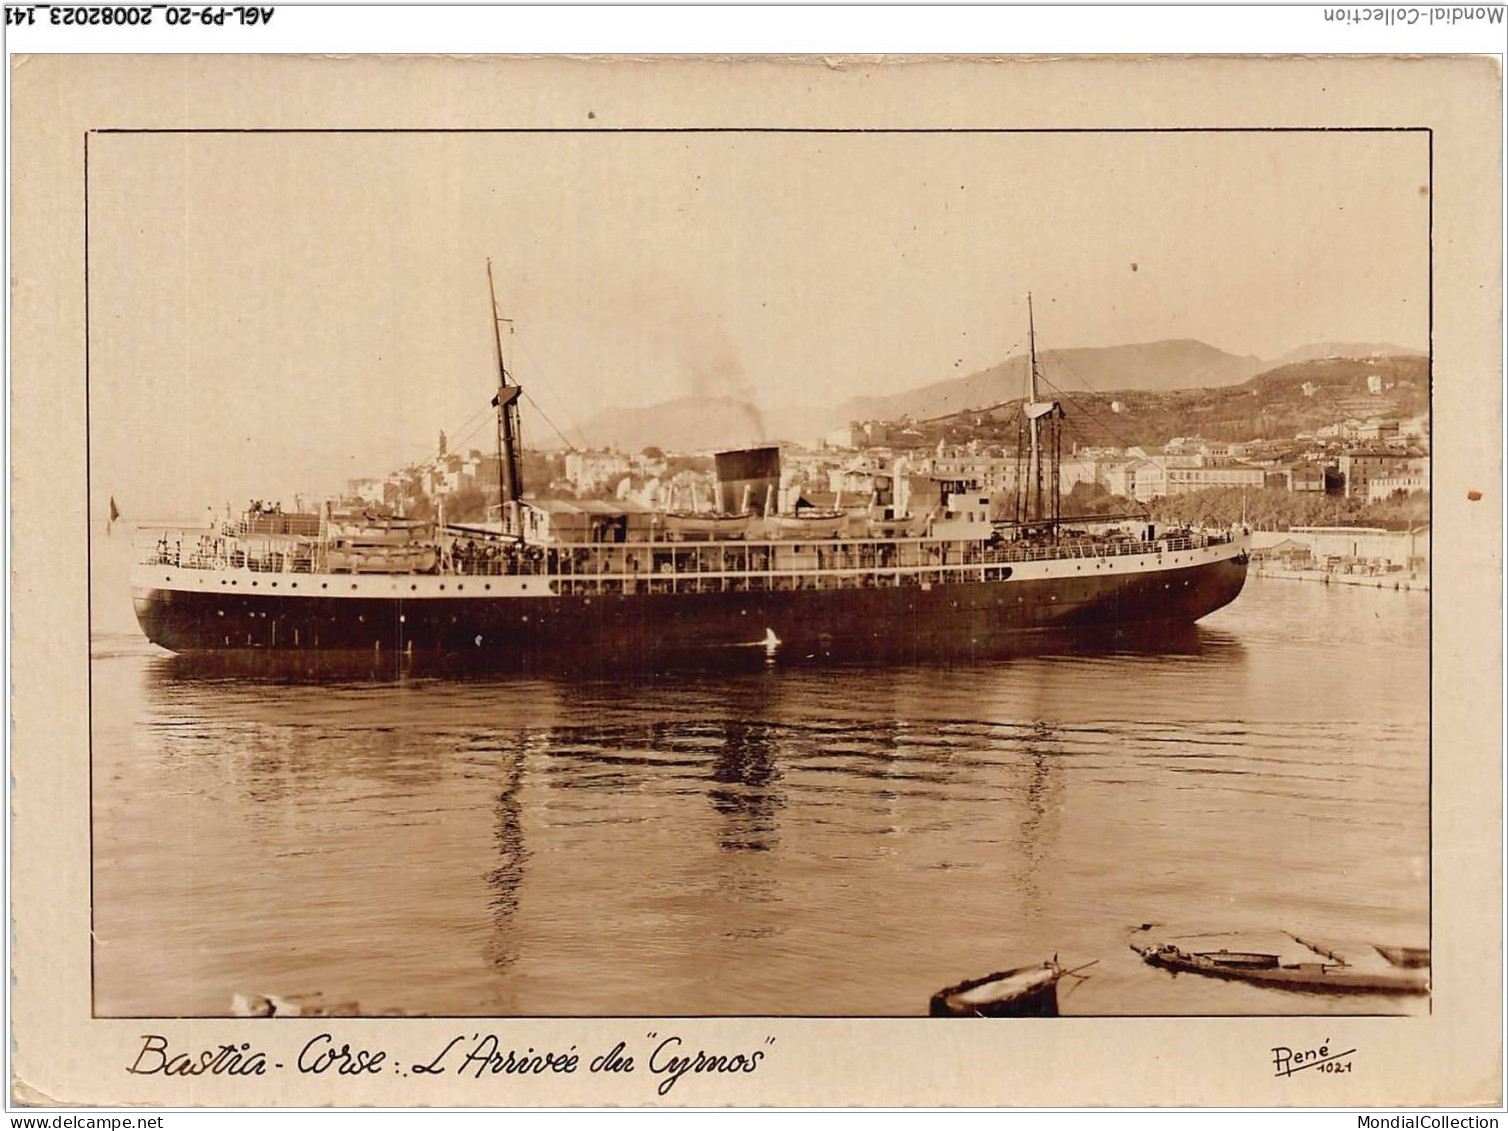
[715,446,780,515]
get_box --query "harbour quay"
[1250,525,1430,591]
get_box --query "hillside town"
[340,387,1429,585]
[344,410,1427,513]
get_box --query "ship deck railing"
[437,531,1229,574]
[141,530,1232,585]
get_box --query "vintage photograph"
[86,121,1434,1021]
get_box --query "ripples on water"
[91,577,1428,1016]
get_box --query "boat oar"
[1287,933,1351,965]
[1056,959,1100,980]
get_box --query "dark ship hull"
[133,548,1247,663]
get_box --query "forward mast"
[488,258,525,538]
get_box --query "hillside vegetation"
[1148,486,1429,532]
[925,355,1428,453]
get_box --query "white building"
[1366,461,1430,502]
[1107,459,1168,502]
[565,450,632,493]
[1163,463,1266,495]
[1057,457,1102,494]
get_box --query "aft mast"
[1027,294,1042,524]
[487,259,525,537]
[1019,293,1064,536]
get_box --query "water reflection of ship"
[707,719,783,854]
[484,738,529,975]
[476,710,791,969]
[1014,721,1063,918]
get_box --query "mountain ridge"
[561,339,1426,452]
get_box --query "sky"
[87,128,1430,520]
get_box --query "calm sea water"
[91,576,1428,1017]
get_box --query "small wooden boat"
[327,515,434,543]
[1373,944,1431,969]
[1131,942,1429,994]
[326,543,438,574]
[765,511,846,539]
[663,512,750,539]
[1186,950,1280,969]
[929,962,1064,1017]
[1290,934,1432,971]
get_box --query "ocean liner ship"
[130,276,1249,664]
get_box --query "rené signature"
[1272,1040,1357,1077]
